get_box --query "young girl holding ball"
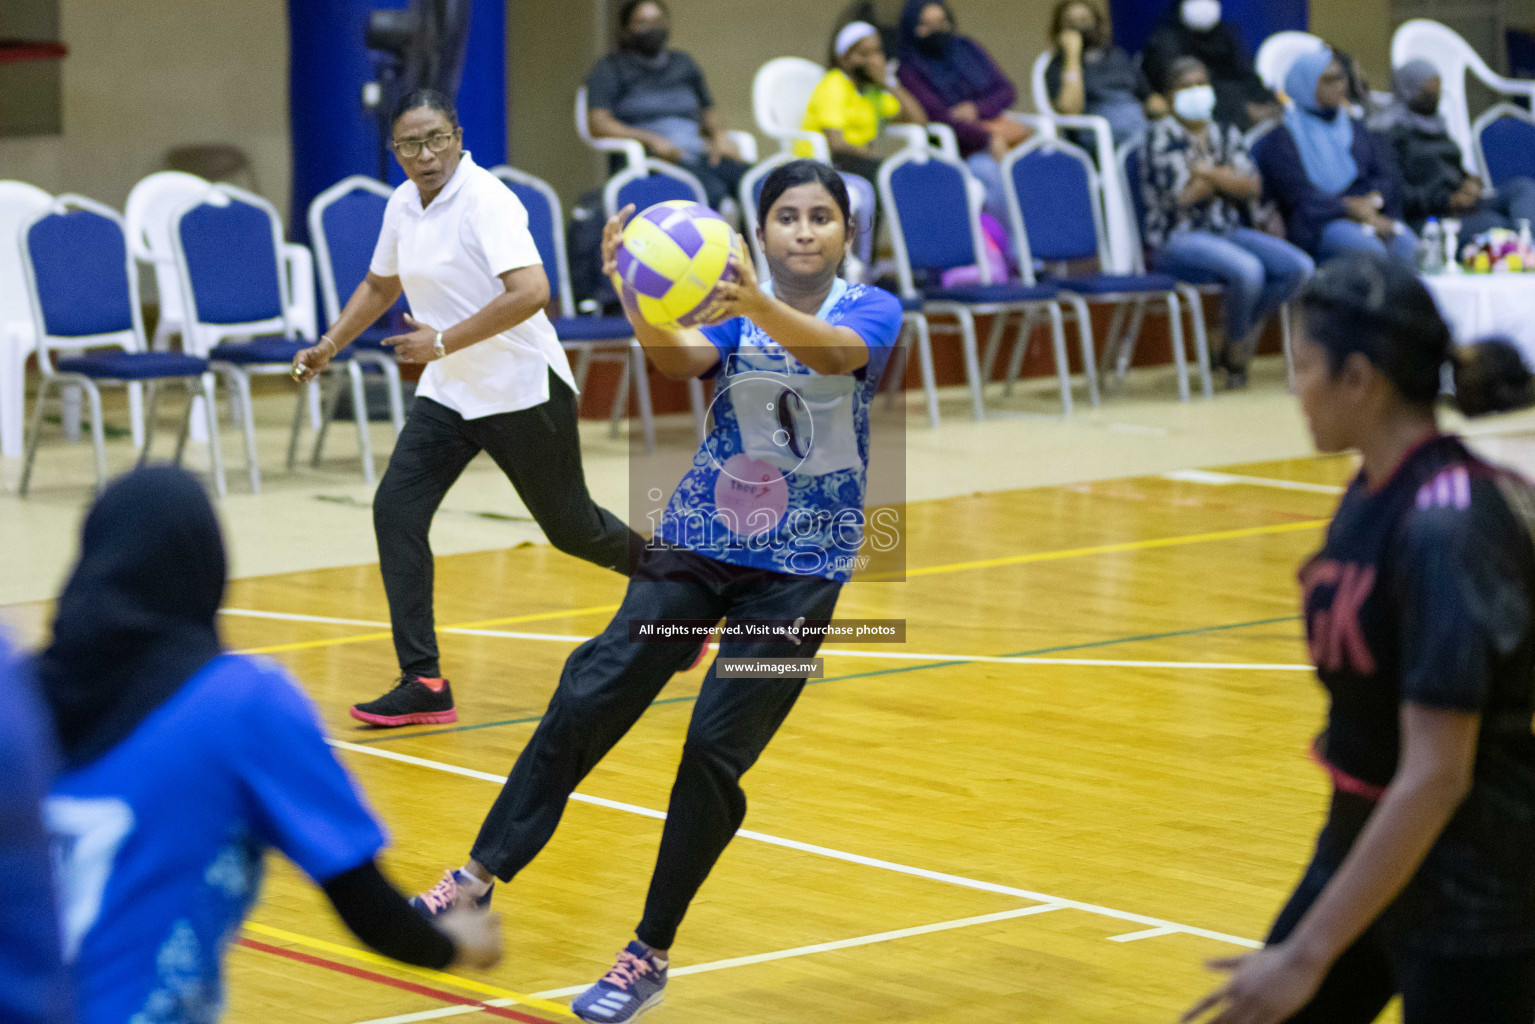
[404,160,902,1023]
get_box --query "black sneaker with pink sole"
[349,675,457,727]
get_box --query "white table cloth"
[1422,273,1535,367]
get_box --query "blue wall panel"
[1111,0,1308,62]
[287,0,505,240]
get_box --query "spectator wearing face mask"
[800,20,928,181]
[1140,57,1313,389]
[1143,0,1279,131]
[1256,49,1418,266]
[585,0,748,210]
[896,0,1032,224]
[1374,59,1535,237]
[1045,0,1164,147]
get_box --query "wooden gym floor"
[10,365,1535,1023]
[222,450,1356,1024]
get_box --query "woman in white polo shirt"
[293,89,642,727]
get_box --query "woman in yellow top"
[799,20,926,181]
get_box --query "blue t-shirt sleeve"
[839,286,904,381]
[699,317,743,378]
[230,659,385,883]
[0,646,73,1024]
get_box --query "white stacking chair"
[754,57,835,161]
[18,195,224,497]
[576,85,648,172]
[0,180,53,460]
[1393,19,1535,175]
[126,171,209,353]
[1256,31,1327,96]
[578,86,756,173]
[1031,51,1058,117]
[127,171,318,412]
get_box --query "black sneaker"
[349,675,457,727]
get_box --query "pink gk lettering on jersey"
[1301,560,1378,675]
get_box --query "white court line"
[225,608,1305,672]
[1162,469,1344,495]
[220,608,389,628]
[343,906,1064,1024]
[330,740,1263,957]
[815,650,1311,671]
[1108,924,1182,943]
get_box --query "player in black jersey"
[1185,253,1535,1024]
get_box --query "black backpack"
[566,188,620,314]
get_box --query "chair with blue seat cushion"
[19,195,224,497]
[174,184,363,492]
[1004,137,1206,402]
[881,146,1094,418]
[602,161,707,221]
[1473,103,1535,190]
[307,175,409,467]
[493,165,663,451]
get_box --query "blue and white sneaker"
[409,869,494,918]
[571,941,667,1022]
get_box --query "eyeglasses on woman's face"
[391,130,458,160]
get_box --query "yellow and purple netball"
[614,200,741,330]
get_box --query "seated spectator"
[1335,48,1384,124]
[1045,0,1164,147]
[799,20,928,181]
[1143,1,1279,130]
[1141,58,1313,389]
[834,0,904,56]
[896,0,1032,223]
[1376,59,1535,237]
[585,0,748,210]
[1255,49,1418,266]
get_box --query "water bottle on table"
[1419,218,1443,274]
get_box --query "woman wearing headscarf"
[800,19,927,181]
[1375,59,1535,236]
[34,467,501,1023]
[1254,49,1418,266]
[1143,0,1278,131]
[896,0,1031,222]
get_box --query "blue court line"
[349,614,1303,745]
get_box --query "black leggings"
[1268,793,1535,1023]
[469,546,842,950]
[373,371,642,677]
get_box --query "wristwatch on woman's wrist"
[433,331,446,359]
